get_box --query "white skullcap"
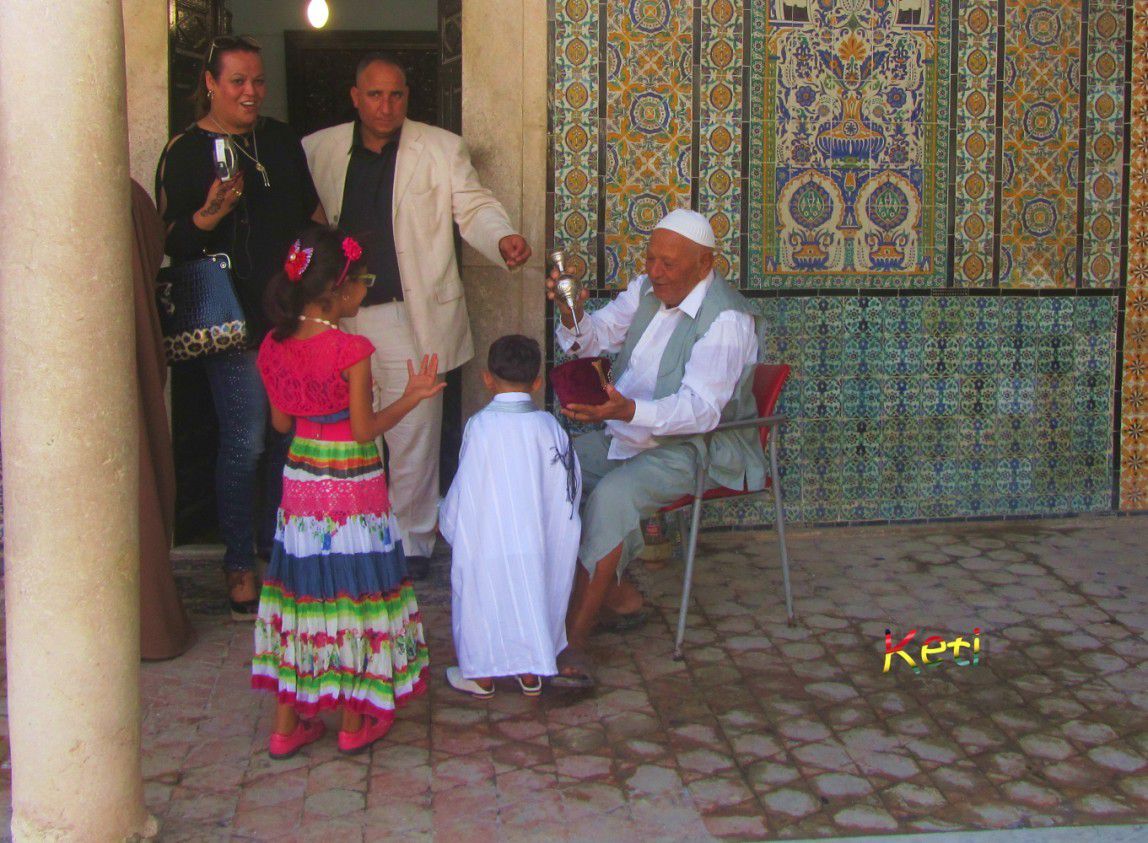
[653,208,716,249]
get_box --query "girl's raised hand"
[403,354,447,403]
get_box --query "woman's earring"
[208,90,215,100]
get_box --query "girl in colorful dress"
[253,226,443,758]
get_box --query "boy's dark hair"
[264,224,364,339]
[488,335,541,385]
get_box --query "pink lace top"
[257,329,374,416]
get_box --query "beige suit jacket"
[302,119,517,371]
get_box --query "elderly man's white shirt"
[555,272,758,460]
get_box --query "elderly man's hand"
[499,234,532,269]
[561,384,636,424]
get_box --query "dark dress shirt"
[339,124,404,305]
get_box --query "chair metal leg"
[769,433,794,623]
[673,462,709,660]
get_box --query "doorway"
[165,0,462,544]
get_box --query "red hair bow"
[335,236,364,287]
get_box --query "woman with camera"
[157,35,326,619]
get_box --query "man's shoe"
[405,555,431,581]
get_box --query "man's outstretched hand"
[561,384,636,424]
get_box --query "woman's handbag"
[155,252,248,363]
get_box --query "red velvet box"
[551,357,612,407]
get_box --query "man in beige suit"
[303,53,531,576]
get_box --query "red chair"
[659,364,794,659]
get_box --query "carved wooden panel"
[168,0,231,133]
[284,30,439,137]
[438,0,462,133]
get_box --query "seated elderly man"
[547,209,767,688]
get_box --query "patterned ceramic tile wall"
[998,0,1080,287]
[1119,0,1148,509]
[747,0,953,289]
[550,1,1140,523]
[739,295,1117,524]
[603,1,693,287]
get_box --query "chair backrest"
[751,364,791,450]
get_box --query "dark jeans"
[202,350,287,572]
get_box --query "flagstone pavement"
[2,515,1148,841]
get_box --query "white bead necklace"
[299,315,340,331]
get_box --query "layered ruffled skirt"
[252,436,429,722]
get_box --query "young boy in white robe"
[440,335,582,697]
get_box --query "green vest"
[613,275,767,491]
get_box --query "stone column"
[0,1,156,840]
[461,0,549,415]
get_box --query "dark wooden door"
[284,30,439,136]
[438,0,464,489]
[168,0,231,544]
[168,0,231,134]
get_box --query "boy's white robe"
[440,393,582,678]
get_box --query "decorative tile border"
[953,0,999,286]
[698,0,744,284]
[603,0,693,287]
[1082,0,1128,287]
[1119,0,1148,509]
[552,0,600,284]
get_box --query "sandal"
[550,648,595,689]
[229,598,259,622]
[595,606,650,633]
[516,674,543,697]
[446,666,495,699]
[227,571,260,622]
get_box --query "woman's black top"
[157,117,320,343]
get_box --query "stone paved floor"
[2,515,1148,840]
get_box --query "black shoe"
[405,554,431,581]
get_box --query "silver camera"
[212,137,239,182]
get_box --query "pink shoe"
[268,719,325,760]
[337,716,392,755]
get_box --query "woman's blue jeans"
[202,349,287,573]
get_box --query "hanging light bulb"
[307,0,329,28]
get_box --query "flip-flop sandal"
[445,666,495,700]
[595,606,650,633]
[516,675,543,697]
[550,649,595,689]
